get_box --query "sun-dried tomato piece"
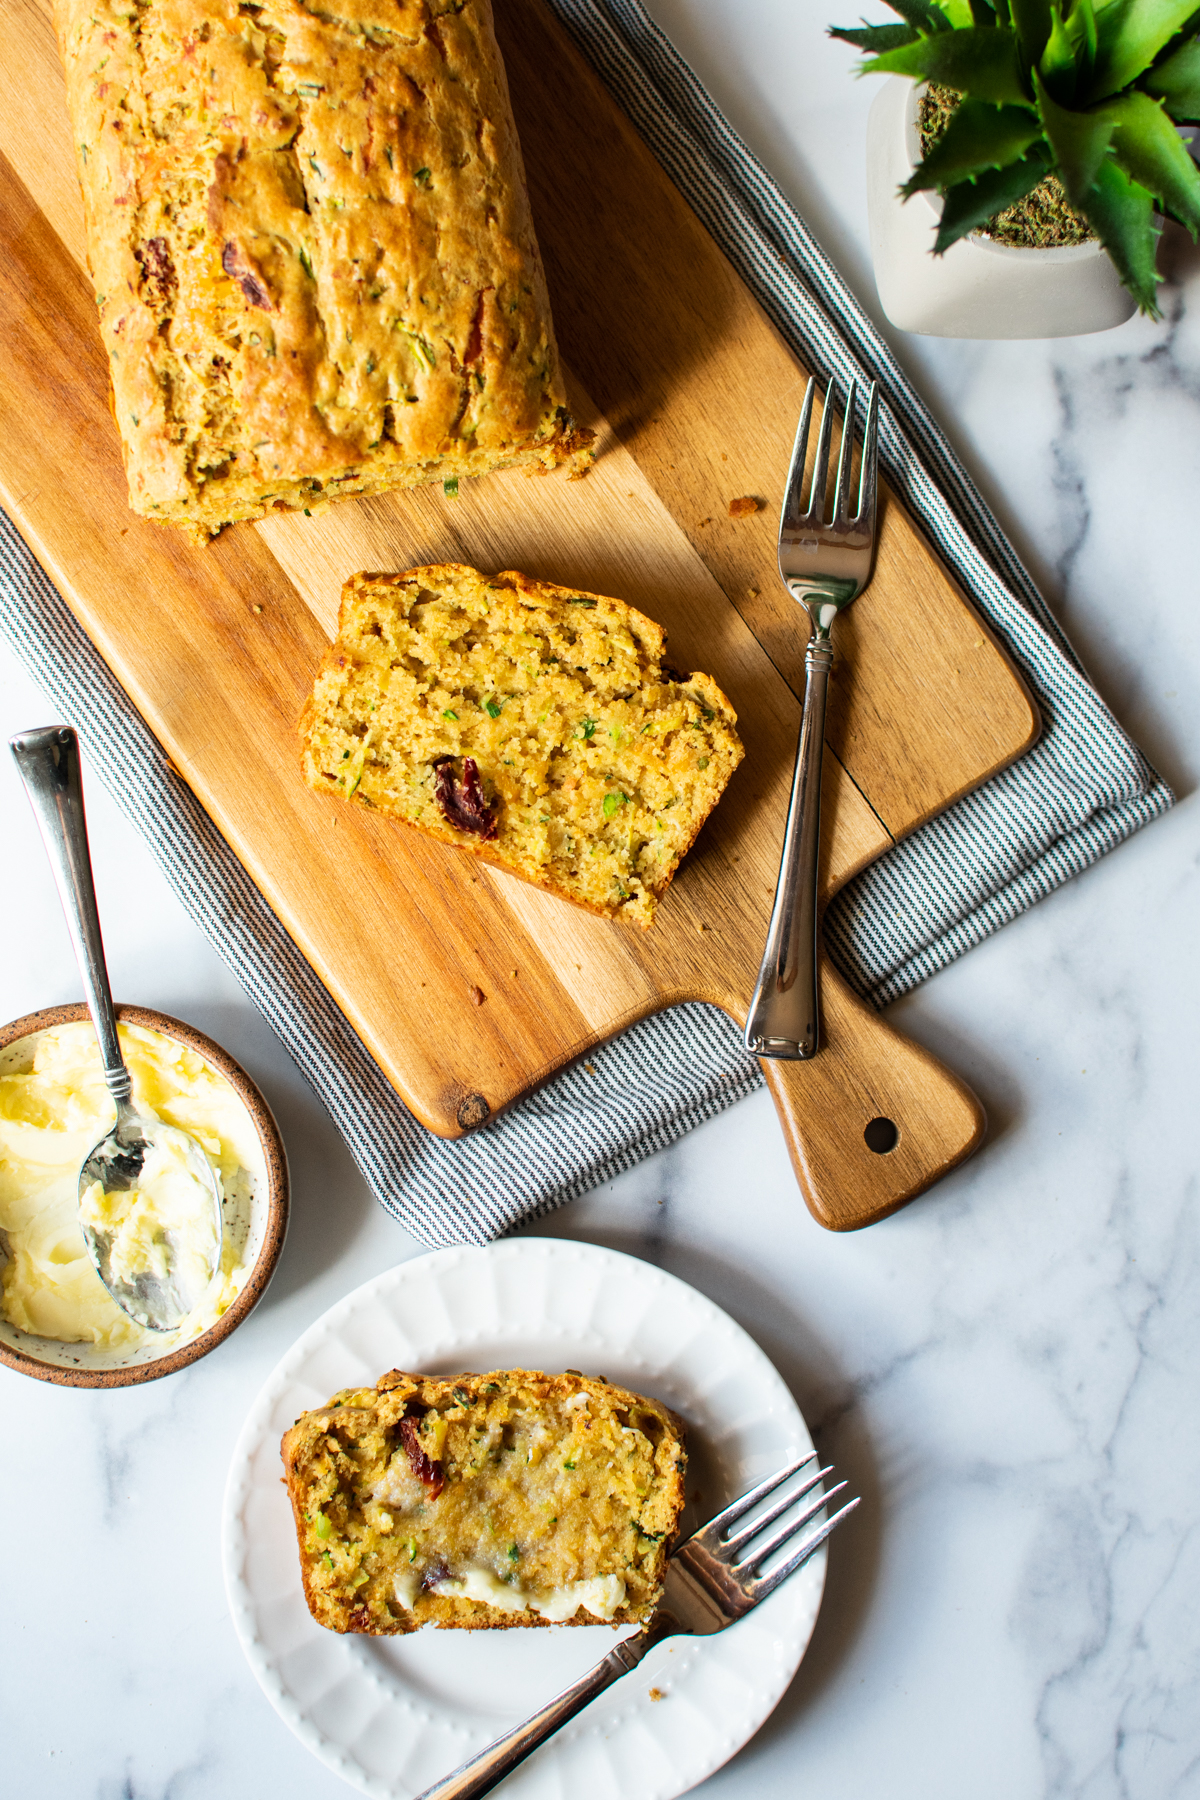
[221,240,274,311]
[400,1412,445,1499]
[134,236,176,307]
[433,756,497,840]
[463,286,493,367]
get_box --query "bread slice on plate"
[281,1369,687,1634]
[298,564,744,926]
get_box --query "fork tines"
[782,376,879,534]
[700,1451,860,1601]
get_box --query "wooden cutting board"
[0,0,1039,1230]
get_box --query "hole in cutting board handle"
[864,1117,899,1155]
[456,1093,491,1130]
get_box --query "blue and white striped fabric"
[0,0,1171,1245]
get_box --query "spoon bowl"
[78,1104,224,1333]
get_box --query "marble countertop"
[2,2,1198,1795]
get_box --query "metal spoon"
[10,725,222,1332]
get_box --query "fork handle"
[744,632,834,1060]
[414,1630,656,1800]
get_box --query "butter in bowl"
[0,1002,288,1387]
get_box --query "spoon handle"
[10,725,132,1106]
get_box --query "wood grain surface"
[0,0,1037,1229]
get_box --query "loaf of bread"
[52,0,591,542]
[281,1369,687,1634]
[298,564,744,926]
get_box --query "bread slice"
[298,564,744,926]
[280,1369,687,1635]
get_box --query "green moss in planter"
[918,84,1093,249]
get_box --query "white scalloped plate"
[222,1239,825,1800]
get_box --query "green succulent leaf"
[901,98,1046,191]
[1010,0,1054,61]
[882,0,955,31]
[932,145,1051,245]
[1039,2,1080,99]
[939,0,979,22]
[1073,153,1162,308]
[866,26,1032,99]
[829,21,920,49]
[1087,0,1200,101]
[1034,68,1117,198]
[1065,0,1099,69]
[1103,87,1200,227]
[1140,33,1200,117]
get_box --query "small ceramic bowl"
[0,1002,288,1388]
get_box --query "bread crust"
[297,563,744,926]
[281,1368,687,1635]
[52,0,592,540]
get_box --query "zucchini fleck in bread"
[52,0,592,542]
[298,564,744,926]
[281,1369,687,1634]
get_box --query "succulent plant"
[830,0,1200,312]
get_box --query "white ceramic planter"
[865,76,1136,338]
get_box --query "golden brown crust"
[297,563,744,926]
[52,0,592,540]
[281,1368,687,1635]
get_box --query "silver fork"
[414,1454,860,1800]
[745,377,880,1062]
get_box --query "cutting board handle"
[759,961,985,1230]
